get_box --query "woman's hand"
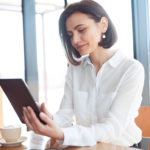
[37,102,53,120]
[22,106,64,140]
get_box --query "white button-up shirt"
[53,50,145,147]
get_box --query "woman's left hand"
[22,106,64,140]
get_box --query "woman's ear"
[100,17,108,33]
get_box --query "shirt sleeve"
[53,65,74,128]
[61,62,145,146]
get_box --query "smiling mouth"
[77,44,87,50]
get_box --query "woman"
[23,0,144,148]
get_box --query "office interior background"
[0,0,149,140]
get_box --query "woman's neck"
[89,47,115,75]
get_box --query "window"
[36,9,67,114]
[0,9,24,125]
[96,0,133,58]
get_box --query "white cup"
[0,125,21,142]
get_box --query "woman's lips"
[76,44,87,50]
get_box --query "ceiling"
[0,0,80,14]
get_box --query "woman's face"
[66,12,108,56]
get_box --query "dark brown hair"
[59,0,117,65]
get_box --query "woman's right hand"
[37,102,53,120]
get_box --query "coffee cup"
[0,125,21,142]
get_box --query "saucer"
[0,136,27,147]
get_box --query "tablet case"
[0,79,46,124]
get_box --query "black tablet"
[0,79,46,124]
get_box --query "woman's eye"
[78,29,85,33]
[68,34,73,38]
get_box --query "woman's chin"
[80,53,89,57]
[79,51,89,56]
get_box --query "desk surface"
[0,132,141,150]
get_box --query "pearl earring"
[102,34,106,39]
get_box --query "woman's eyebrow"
[74,24,85,29]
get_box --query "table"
[0,131,141,150]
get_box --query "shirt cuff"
[61,126,96,146]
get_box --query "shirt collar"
[82,56,92,67]
[82,50,125,68]
[107,50,125,68]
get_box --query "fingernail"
[40,112,44,117]
[27,106,31,109]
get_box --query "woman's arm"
[59,62,145,146]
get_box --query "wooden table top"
[0,131,141,150]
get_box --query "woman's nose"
[72,34,80,46]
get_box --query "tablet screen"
[0,79,46,124]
